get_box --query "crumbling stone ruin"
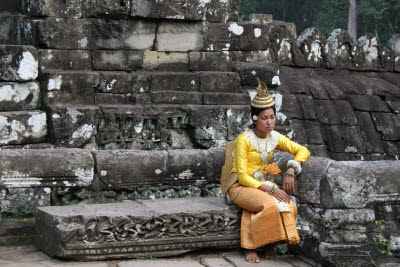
[0,0,399,266]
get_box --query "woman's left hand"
[283,171,295,195]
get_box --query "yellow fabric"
[231,131,310,189]
[228,182,300,249]
[220,141,235,198]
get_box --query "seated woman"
[221,78,310,263]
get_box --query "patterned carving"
[97,111,189,148]
[61,212,240,246]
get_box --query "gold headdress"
[251,78,275,108]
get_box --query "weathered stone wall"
[0,0,400,265]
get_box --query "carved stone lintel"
[36,197,240,260]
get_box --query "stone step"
[35,197,241,260]
[0,148,94,188]
[0,218,35,246]
[0,110,47,146]
[0,45,38,82]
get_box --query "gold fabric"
[228,182,300,249]
[231,131,310,189]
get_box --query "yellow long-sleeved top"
[231,130,310,189]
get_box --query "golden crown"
[251,78,275,108]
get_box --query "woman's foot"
[245,249,260,263]
[264,245,277,259]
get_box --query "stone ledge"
[35,197,240,260]
[0,148,94,188]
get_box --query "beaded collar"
[244,129,280,161]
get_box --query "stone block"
[39,49,91,71]
[226,107,251,141]
[304,76,345,100]
[41,71,100,105]
[143,51,188,71]
[199,72,242,93]
[355,75,400,99]
[323,160,400,208]
[203,93,250,105]
[279,94,317,120]
[371,112,400,140]
[322,209,375,228]
[205,0,239,22]
[355,34,393,71]
[0,15,23,45]
[189,52,233,72]
[150,91,202,104]
[347,95,390,112]
[315,100,358,126]
[0,82,40,111]
[47,104,100,148]
[381,72,400,87]
[0,188,50,218]
[0,148,94,188]
[203,23,240,51]
[268,24,304,66]
[356,112,385,153]
[237,23,270,51]
[36,197,240,260]
[297,27,326,68]
[387,101,400,113]
[151,73,199,92]
[95,93,133,105]
[387,34,400,56]
[242,14,273,24]
[97,72,150,94]
[305,144,330,158]
[289,120,324,145]
[0,45,38,82]
[23,0,82,17]
[92,50,143,71]
[156,22,204,52]
[35,18,90,49]
[233,62,279,87]
[97,105,190,150]
[230,50,275,64]
[130,0,198,20]
[0,111,47,145]
[189,106,228,148]
[90,19,156,50]
[321,125,366,153]
[320,70,367,96]
[0,1,22,11]
[82,0,130,18]
[325,29,356,70]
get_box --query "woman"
[220,78,310,263]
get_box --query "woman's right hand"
[272,188,291,203]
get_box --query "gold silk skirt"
[228,181,300,249]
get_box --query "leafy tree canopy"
[239,0,400,45]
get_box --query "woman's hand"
[272,188,290,203]
[283,168,295,195]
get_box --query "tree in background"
[348,0,357,41]
[239,0,400,45]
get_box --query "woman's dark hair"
[251,105,276,118]
[249,105,276,129]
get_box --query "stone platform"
[36,197,241,260]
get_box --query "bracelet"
[269,184,276,195]
[285,172,296,178]
[287,160,302,175]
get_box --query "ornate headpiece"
[251,78,275,108]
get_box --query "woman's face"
[253,108,276,135]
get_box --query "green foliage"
[274,244,288,255]
[239,0,400,44]
[372,220,393,257]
